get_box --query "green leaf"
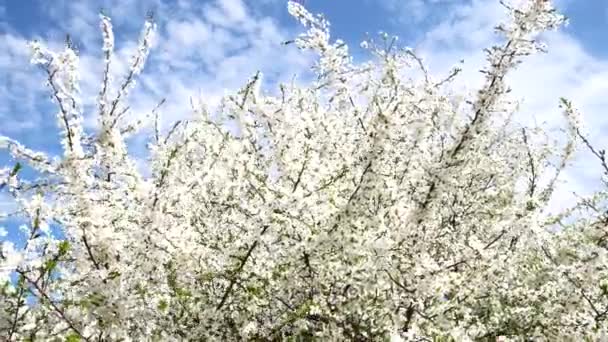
[58,241,70,256]
[65,333,81,342]
[157,299,168,311]
[107,270,121,280]
[175,288,191,298]
[246,285,262,297]
[294,299,312,318]
[17,274,26,288]
[87,292,105,307]
[44,259,58,273]
[198,272,215,282]
[33,216,41,230]
[9,162,22,177]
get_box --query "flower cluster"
[1,0,606,340]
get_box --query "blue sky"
[0,0,608,56]
[1,0,608,227]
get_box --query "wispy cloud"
[0,33,52,140]
[0,0,313,153]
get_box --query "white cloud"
[0,2,318,203]
[0,0,312,140]
[0,33,49,136]
[216,0,249,25]
[165,20,211,48]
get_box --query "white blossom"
[0,1,603,340]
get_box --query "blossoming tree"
[0,0,604,340]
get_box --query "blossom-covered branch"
[1,0,605,340]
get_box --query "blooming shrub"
[1,1,606,340]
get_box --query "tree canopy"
[1,1,608,340]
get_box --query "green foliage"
[65,333,81,342]
[58,241,70,256]
[157,299,168,311]
[9,162,22,177]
